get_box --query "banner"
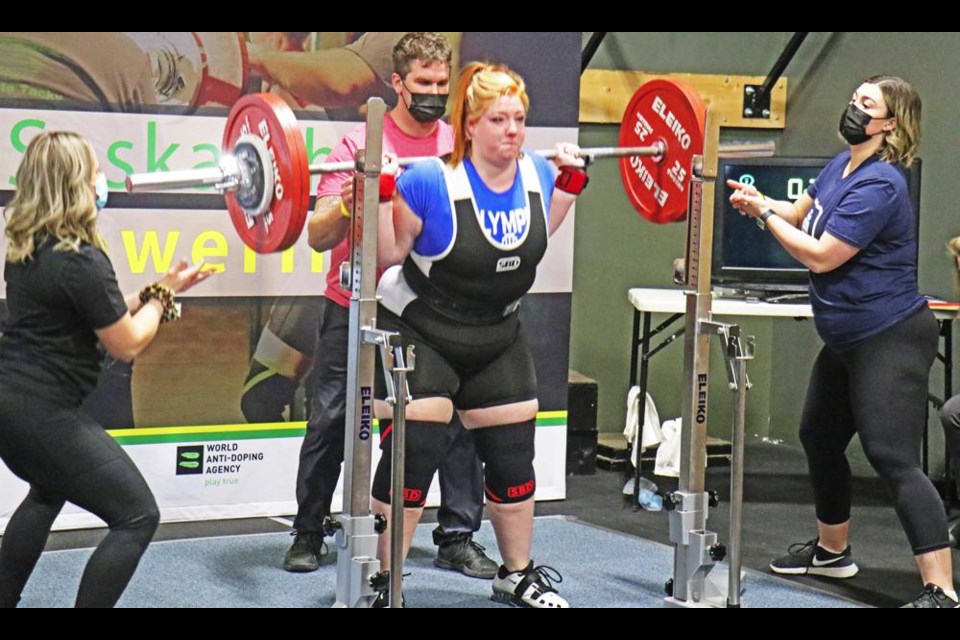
[0,32,582,529]
[0,416,567,532]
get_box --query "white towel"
[654,418,682,478]
[623,386,663,466]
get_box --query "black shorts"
[376,301,537,410]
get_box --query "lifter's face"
[467,95,526,166]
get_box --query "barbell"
[125,78,709,253]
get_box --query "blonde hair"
[450,62,529,167]
[865,75,922,168]
[4,131,106,263]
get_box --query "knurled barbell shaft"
[125,143,666,193]
[305,143,666,174]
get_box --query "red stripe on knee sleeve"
[485,484,504,503]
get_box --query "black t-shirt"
[0,239,128,407]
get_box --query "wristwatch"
[755,209,775,230]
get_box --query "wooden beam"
[580,70,787,129]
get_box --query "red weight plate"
[618,78,706,223]
[223,93,309,253]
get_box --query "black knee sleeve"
[472,420,536,504]
[372,420,448,508]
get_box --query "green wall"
[572,33,958,463]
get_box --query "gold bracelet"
[340,201,351,218]
[138,282,180,323]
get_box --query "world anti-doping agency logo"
[175,443,266,476]
[176,445,204,475]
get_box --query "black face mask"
[838,103,877,145]
[403,83,448,123]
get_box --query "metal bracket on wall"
[742,85,771,119]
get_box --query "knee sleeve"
[372,420,447,508]
[472,420,536,504]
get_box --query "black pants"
[941,394,960,496]
[293,299,484,534]
[0,389,159,607]
[800,308,949,554]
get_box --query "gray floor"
[536,441,960,608]
[21,517,861,608]
[12,440,959,608]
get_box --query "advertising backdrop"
[0,32,582,530]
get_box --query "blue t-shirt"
[804,150,925,350]
[397,153,556,257]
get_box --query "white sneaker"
[491,562,568,608]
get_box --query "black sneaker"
[432,527,499,579]
[491,562,568,608]
[283,531,327,573]
[370,571,405,608]
[900,583,960,608]
[769,538,859,578]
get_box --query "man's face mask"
[94,171,108,211]
[403,82,448,123]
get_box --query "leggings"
[799,308,948,554]
[0,389,159,608]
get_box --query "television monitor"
[712,156,922,298]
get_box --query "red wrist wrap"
[555,165,589,195]
[379,173,396,201]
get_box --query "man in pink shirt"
[284,33,497,581]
